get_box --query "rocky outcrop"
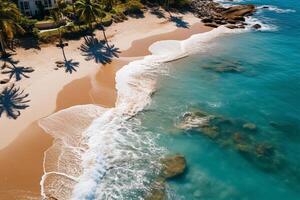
[161,154,186,179]
[243,123,257,131]
[190,0,257,29]
[222,5,255,20]
[202,60,244,73]
[252,24,262,29]
[145,179,166,200]
[176,110,284,172]
[204,23,219,28]
[146,154,187,200]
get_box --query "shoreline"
[0,12,212,199]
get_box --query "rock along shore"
[190,0,260,29]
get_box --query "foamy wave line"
[257,5,296,13]
[39,26,243,200]
[245,16,278,31]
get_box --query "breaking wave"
[257,5,296,13]
[38,26,255,199]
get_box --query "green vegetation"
[0,0,25,55]
[0,0,191,47]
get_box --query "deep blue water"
[137,0,300,199]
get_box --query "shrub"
[171,0,191,8]
[124,0,144,14]
[115,0,144,15]
[19,17,38,35]
[38,29,61,43]
[102,15,113,27]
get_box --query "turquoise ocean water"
[135,0,300,199]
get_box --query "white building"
[18,0,72,16]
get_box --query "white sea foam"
[245,16,278,31]
[214,0,244,3]
[257,5,296,14]
[39,26,246,200]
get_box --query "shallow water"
[136,0,300,199]
[39,0,300,199]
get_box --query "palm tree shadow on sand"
[0,84,30,119]
[169,16,190,28]
[55,40,80,74]
[80,36,120,65]
[56,59,80,74]
[1,53,34,81]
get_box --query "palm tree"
[75,0,101,36]
[75,0,109,47]
[51,9,68,61]
[164,0,172,17]
[0,0,25,56]
[101,0,115,11]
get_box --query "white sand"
[0,11,201,149]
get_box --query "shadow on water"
[169,16,190,28]
[1,53,34,81]
[80,36,120,65]
[0,84,30,119]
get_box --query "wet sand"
[121,23,212,57]
[0,19,212,199]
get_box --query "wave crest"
[39,26,243,200]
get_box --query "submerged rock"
[201,126,219,139]
[204,64,243,73]
[235,143,253,154]
[175,110,286,173]
[243,123,257,131]
[161,154,186,179]
[255,143,275,158]
[252,24,262,29]
[146,179,166,200]
[146,154,187,200]
[177,111,211,130]
[233,132,249,144]
[214,66,243,73]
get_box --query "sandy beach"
[0,11,212,199]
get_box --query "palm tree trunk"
[0,30,7,56]
[89,22,93,38]
[61,46,67,61]
[166,0,172,17]
[102,27,110,49]
[100,19,110,49]
[58,28,67,61]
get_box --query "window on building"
[35,1,42,6]
[24,1,29,10]
[43,0,49,7]
[20,2,24,11]
[48,0,52,7]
